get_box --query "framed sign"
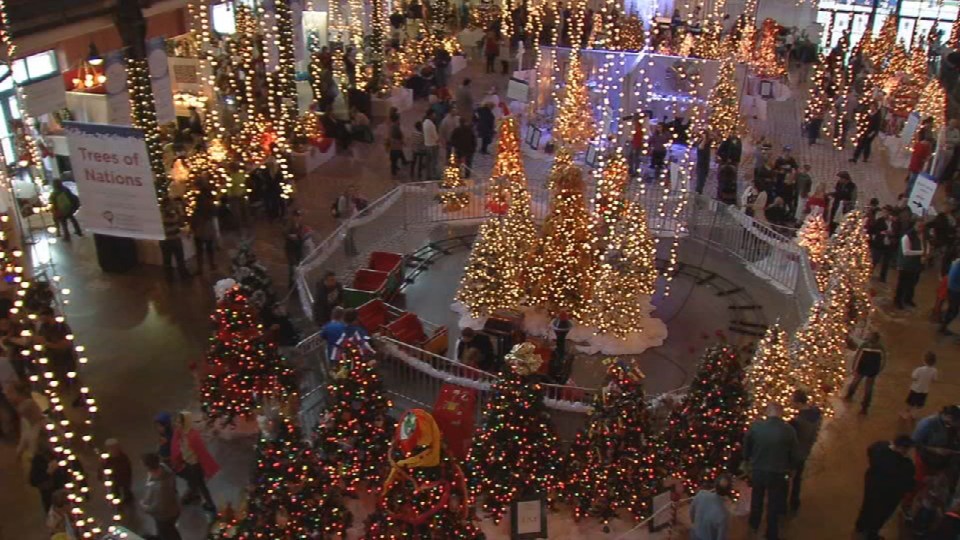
[908,173,937,216]
[649,489,675,531]
[526,125,542,150]
[759,80,774,99]
[510,494,547,539]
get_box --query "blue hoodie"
[154,412,173,460]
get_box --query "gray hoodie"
[142,464,180,520]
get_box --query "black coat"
[475,107,495,137]
[313,282,344,324]
[450,125,477,156]
[856,442,915,532]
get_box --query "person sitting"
[456,328,495,372]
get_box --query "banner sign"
[431,384,477,460]
[104,50,132,125]
[908,173,937,216]
[147,37,176,125]
[64,122,164,240]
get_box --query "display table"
[451,55,467,74]
[136,232,196,267]
[291,141,335,176]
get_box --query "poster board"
[64,122,164,240]
[900,112,921,146]
[169,57,201,93]
[303,11,329,50]
[510,494,547,539]
[908,173,937,216]
[506,77,530,102]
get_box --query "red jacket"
[171,428,220,479]
[909,140,932,174]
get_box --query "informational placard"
[169,57,201,92]
[900,112,921,146]
[302,11,329,50]
[147,37,176,125]
[510,494,547,539]
[650,490,675,530]
[908,173,938,216]
[21,76,67,117]
[506,77,529,102]
[64,122,164,240]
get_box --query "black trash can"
[93,233,138,273]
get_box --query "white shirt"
[910,365,939,393]
[423,119,439,147]
[901,234,923,256]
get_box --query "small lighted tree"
[707,58,742,141]
[440,154,470,212]
[796,213,828,268]
[744,324,797,421]
[751,19,786,79]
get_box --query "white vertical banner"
[64,122,164,240]
[104,50,132,125]
[147,37,176,125]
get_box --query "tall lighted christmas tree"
[466,343,562,523]
[554,50,596,152]
[210,414,353,538]
[564,359,661,528]
[816,210,872,322]
[796,213,828,268]
[660,344,748,494]
[200,287,295,425]
[498,117,540,297]
[586,199,659,337]
[455,216,525,318]
[533,163,593,317]
[751,19,786,79]
[866,15,898,66]
[706,58,742,141]
[789,287,847,416]
[366,409,483,539]
[314,337,393,494]
[744,324,796,421]
[440,154,470,212]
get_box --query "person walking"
[629,114,648,176]
[939,253,960,334]
[30,442,69,514]
[335,187,359,256]
[439,109,459,159]
[894,218,924,309]
[907,133,933,194]
[901,352,938,420]
[455,79,474,120]
[844,332,885,414]
[159,198,190,281]
[190,187,218,274]
[100,438,134,505]
[695,132,713,194]
[850,105,881,163]
[313,271,344,325]
[717,159,738,205]
[423,110,441,180]
[476,103,496,155]
[689,473,731,540]
[787,390,821,513]
[450,117,478,178]
[141,452,182,540]
[283,210,310,287]
[828,171,856,230]
[170,411,219,514]
[50,180,83,241]
[854,435,916,540]
[912,406,960,500]
[386,111,408,178]
[320,306,348,360]
[744,402,799,540]
[484,31,499,73]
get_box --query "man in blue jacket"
[938,253,960,334]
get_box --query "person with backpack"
[51,180,82,241]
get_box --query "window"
[0,66,13,92]
[10,50,59,84]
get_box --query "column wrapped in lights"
[261,0,296,198]
[126,58,170,199]
[466,344,562,524]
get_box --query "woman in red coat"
[170,411,219,513]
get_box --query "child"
[902,352,938,420]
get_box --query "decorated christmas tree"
[591,150,630,250]
[563,359,661,528]
[313,337,393,494]
[497,118,540,297]
[455,215,525,318]
[199,287,296,425]
[706,57,742,141]
[660,344,748,494]
[816,210,872,322]
[744,324,797,421]
[440,154,470,212]
[789,286,848,416]
[916,78,946,131]
[210,413,353,538]
[866,15,898,66]
[796,213,828,268]
[554,50,596,152]
[546,146,575,192]
[751,19,786,79]
[803,53,833,130]
[532,162,593,317]
[365,409,483,539]
[586,199,659,337]
[466,343,562,523]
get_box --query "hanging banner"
[147,37,176,125]
[21,76,67,117]
[64,122,164,240]
[431,384,477,460]
[103,50,132,125]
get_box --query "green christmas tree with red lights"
[200,287,295,425]
[465,342,562,523]
[209,413,353,538]
[365,409,483,539]
[660,343,749,494]
[563,359,662,529]
[313,337,393,494]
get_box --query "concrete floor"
[0,56,954,540]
